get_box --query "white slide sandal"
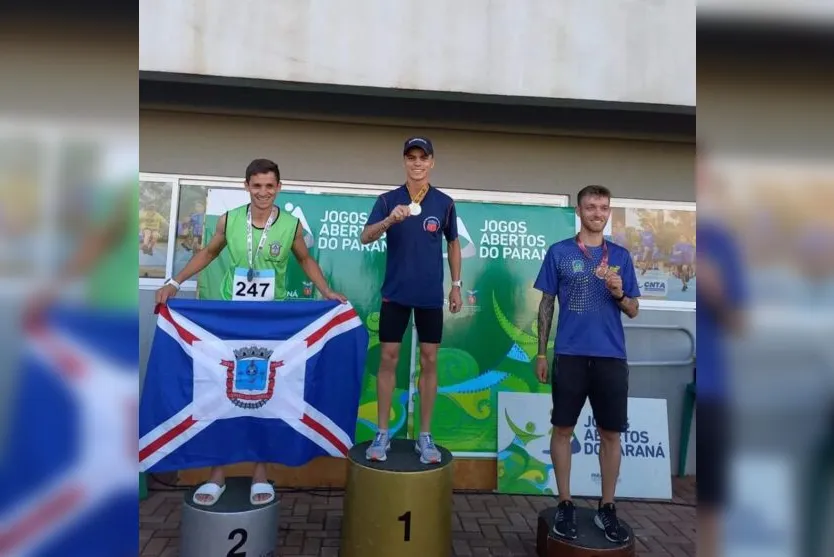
[192,482,226,506]
[250,482,275,506]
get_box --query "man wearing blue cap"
[360,136,462,464]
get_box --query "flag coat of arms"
[139,299,369,472]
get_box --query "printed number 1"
[398,511,411,542]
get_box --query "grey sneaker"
[365,431,391,462]
[415,433,442,464]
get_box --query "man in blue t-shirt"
[695,149,747,557]
[670,234,696,291]
[533,185,640,544]
[359,136,463,465]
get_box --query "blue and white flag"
[139,299,368,472]
[0,307,138,557]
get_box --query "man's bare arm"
[616,296,639,319]
[291,223,333,295]
[171,214,227,283]
[537,293,555,355]
[360,217,391,244]
[447,238,461,281]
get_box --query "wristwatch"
[451,280,462,288]
[614,292,626,302]
[165,278,181,291]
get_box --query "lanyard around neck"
[575,233,609,279]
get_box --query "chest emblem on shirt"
[423,216,440,233]
[571,260,584,273]
[269,242,281,257]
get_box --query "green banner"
[197,188,574,454]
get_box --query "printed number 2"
[398,511,411,542]
[227,528,247,557]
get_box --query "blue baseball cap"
[403,136,434,156]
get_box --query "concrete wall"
[139,0,695,107]
[140,110,695,202]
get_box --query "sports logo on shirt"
[269,241,282,257]
[423,216,441,233]
[220,346,283,410]
[572,260,584,273]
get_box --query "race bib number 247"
[232,268,275,301]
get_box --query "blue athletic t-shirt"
[534,237,640,359]
[696,219,747,401]
[366,185,458,309]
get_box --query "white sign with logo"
[497,392,672,500]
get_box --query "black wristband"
[614,292,626,302]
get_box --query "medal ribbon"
[247,205,277,281]
[575,234,609,277]
[409,183,430,205]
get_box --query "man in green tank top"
[156,158,346,507]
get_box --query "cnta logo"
[641,279,667,296]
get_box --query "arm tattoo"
[537,293,555,355]
[617,296,639,318]
[361,219,390,244]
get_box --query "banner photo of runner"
[576,201,696,309]
[139,180,173,279]
[170,184,209,285]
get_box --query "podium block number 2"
[398,511,412,542]
[227,528,248,557]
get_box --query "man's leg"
[194,466,226,504]
[551,427,574,501]
[548,356,589,539]
[376,342,400,430]
[417,342,438,433]
[366,301,410,461]
[251,462,273,503]
[588,357,630,543]
[598,429,622,505]
[697,400,728,557]
[414,308,443,464]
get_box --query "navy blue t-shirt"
[366,185,458,309]
[696,219,747,401]
[533,237,640,359]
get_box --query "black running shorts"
[378,300,443,344]
[550,355,630,433]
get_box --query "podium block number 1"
[227,528,248,556]
[398,511,412,542]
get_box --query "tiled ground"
[139,476,696,556]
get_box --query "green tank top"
[220,204,298,301]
